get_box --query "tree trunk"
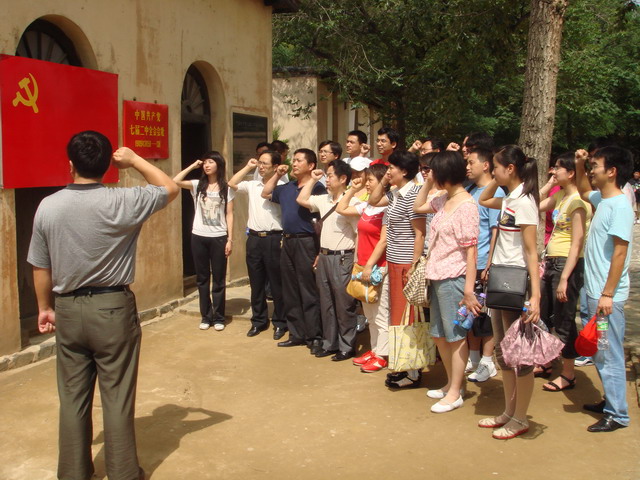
[518,0,568,179]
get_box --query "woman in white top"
[478,145,540,440]
[174,151,235,331]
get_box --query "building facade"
[0,0,294,356]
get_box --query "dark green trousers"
[55,289,141,480]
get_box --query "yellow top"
[547,190,592,257]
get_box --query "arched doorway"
[14,19,83,345]
[180,65,211,286]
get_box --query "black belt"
[283,233,315,239]
[320,248,354,256]
[59,285,129,297]
[248,229,283,237]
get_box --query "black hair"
[587,137,614,155]
[256,141,270,152]
[294,148,318,170]
[319,140,343,158]
[464,132,494,151]
[377,127,400,147]
[468,147,495,173]
[423,137,445,152]
[592,145,634,189]
[419,151,438,168]
[494,145,539,203]
[196,151,229,212]
[366,163,388,182]
[348,130,367,145]
[270,140,289,155]
[67,130,112,179]
[431,151,467,186]
[388,150,419,180]
[328,159,352,184]
[554,152,576,173]
[260,150,282,166]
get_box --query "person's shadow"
[92,404,231,478]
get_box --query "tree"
[518,0,568,180]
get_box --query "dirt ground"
[0,307,638,480]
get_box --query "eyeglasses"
[420,166,431,173]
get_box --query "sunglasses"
[420,166,431,172]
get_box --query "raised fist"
[276,164,290,176]
[311,169,325,181]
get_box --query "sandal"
[542,374,576,392]
[385,371,422,389]
[478,413,511,429]
[533,365,552,378]
[492,416,529,440]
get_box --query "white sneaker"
[574,356,594,367]
[465,358,479,374]
[468,361,497,382]
[199,322,211,330]
[213,323,225,331]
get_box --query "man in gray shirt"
[28,131,178,480]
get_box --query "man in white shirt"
[229,151,287,339]
[343,130,370,164]
[297,160,359,360]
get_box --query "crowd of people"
[28,128,635,478]
[177,127,636,439]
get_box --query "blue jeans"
[586,295,629,426]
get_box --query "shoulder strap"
[321,202,339,222]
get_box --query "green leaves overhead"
[274,0,640,151]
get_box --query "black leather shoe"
[309,341,324,355]
[315,348,338,358]
[331,351,355,362]
[587,415,627,432]
[247,326,267,337]
[277,339,305,347]
[273,327,287,340]
[583,400,606,414]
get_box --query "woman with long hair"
[174,151,234,331]
[537,152,591,390]
[478,145,540,439]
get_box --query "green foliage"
[274,0,640,152]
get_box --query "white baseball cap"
[349,156,371,172]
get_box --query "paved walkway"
[1,227,640,479]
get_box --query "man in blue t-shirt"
[464,147,505,382]
[575,145,634,433]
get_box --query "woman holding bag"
[368,150,426,387]
[337,163,390,372]
[414,151,480,413]
[478,145,540,439]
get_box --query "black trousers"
[540,256,584,359]
[246,233,285,329]
[191,234,227,324]
[280,236,322,342]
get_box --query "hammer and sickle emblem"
[12,73,39,114]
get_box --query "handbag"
[311,201,339,237]
[388,305,436,371]
[575,315,598,356]
[402,228,439,307]
[402,255,430,307]
[500,318,564,369]
[346,264,385,304]
[485,264,529,311]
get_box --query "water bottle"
[596,315,610,351]
[454,305,475,330]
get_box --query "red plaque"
[0,54,118,188]
[123,101,169,159]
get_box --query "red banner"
[0,55,118,188]
[123,101,169,159]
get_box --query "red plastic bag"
[575,315,598,357]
